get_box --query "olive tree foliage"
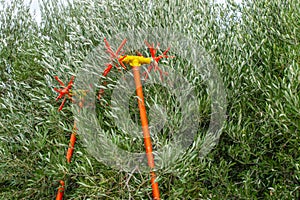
[0,0,299,199]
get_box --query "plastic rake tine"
[54,76,74,111]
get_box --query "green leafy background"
[0,0,299,199]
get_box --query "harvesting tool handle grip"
[120,55,151,67]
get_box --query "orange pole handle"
[55,180,65,200]
[132,66,160,200]
[66,122,77,163]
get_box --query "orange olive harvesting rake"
[54,38,174,200]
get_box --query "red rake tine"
[145,40,156,58]
[67,76,75,87]
[118,55,127,70]
[116,39,127,55]
[54,76,65,87]
[58,97,67,111]
[104,38,116,58]
[54,76,74,111]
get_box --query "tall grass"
[0,0,299,199]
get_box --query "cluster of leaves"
[0,0,299,199]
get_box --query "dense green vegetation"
[0,0,299,199]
